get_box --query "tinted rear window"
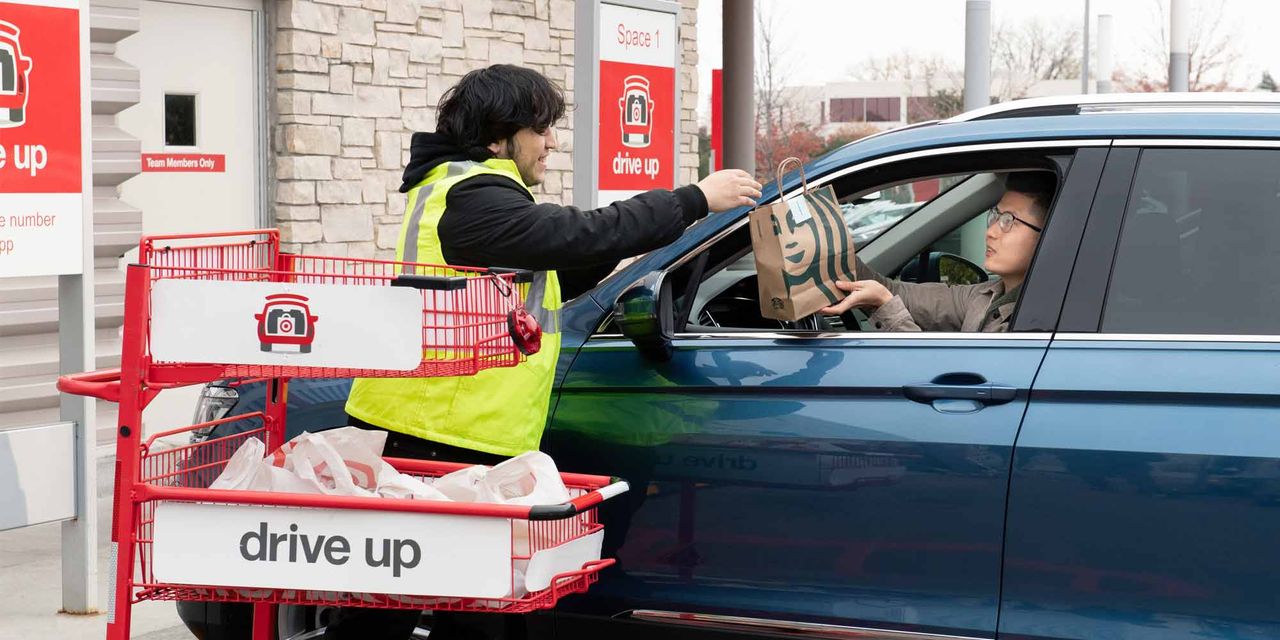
[1103,148,1280,335]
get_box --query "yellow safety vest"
[345,158,562,457]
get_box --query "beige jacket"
[856,257,1016,333]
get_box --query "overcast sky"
[696,0,1280,122]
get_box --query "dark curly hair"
[436,64,566,161]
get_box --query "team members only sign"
[0,0,84,277]
[597,3,677,207]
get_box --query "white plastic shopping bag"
[481,451,571,506]
[433,451,570,505]
[210,428,450,500]
[432,451,574,572]
[207,437,266,491]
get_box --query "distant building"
[783,77,1096,137]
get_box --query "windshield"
[843,174,972,247]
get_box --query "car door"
[1001,143,1280,640]
[544,145,1108,640]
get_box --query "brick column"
[273,0,700,258]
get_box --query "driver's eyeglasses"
[987,208,1043,234]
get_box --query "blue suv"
[179,94,1280,640]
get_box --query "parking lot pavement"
[0,456,191,640]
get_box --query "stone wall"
[273,0,699,259]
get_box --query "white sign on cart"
[152,502,516,598]
[149,280,424,371]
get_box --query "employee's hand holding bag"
[697,169,763,212]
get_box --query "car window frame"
[655,143,1104,338]
[1059,138,1280,340]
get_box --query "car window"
[1102,148,1280,335]
[679,168,1064,333]
[843,175,971,247]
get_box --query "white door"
[118,0,262,237]
[116,0,264,437]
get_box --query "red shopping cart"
[58,230,628,640]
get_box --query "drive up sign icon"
[0,19,33,128]
[619,75,653,147]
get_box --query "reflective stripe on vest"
[344,158,563,457]
[527,271,560,334]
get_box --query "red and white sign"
[597,3,677,207]
[141,153,226,173]
[149,280,424,371]
[0,0,84,277]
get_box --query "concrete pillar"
[964,0,990,112]
[722,0,754,177]
[961,0,991,261]
[1169,0,1190,92]
[1097,14,1114,93]
[1081,0,1091,93]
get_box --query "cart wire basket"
[57,230,627,640]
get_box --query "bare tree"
[848,50,963,121]
[850,51,953,84]
[1259,71,1278,92]
[754,5,810,175]
[992,18,1082,100]
[1125,0,1242,91]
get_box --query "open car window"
[674,165,1064,333]
[678,172,995,332]
[590,147,1074,339]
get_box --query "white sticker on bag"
[787,196,812,224]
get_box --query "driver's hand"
[696,169,763,212]
[820,280,893,315]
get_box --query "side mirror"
[936,253,988,285]
[612,271,674,362]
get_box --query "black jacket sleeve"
[438,174,709,276]
[558,262,623,301]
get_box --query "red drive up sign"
[597,2,677,207]
[0,0,83,277]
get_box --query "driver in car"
[821,171,1055,332]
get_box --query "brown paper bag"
[749,157,858,321]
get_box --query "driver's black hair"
[436,64,566,161]
[1004,171,1056,216]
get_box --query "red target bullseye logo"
[279,318,293,333]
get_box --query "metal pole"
[61,0,97,613]
[1097,14,1114,93]
[1169,0,1191,92]
[962,0,991,262]
[964,0,991,112]
[722,0,755,177]
[1081,0,1091,94]
[572,0,599,209]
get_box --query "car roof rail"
[943,93,1280,123]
